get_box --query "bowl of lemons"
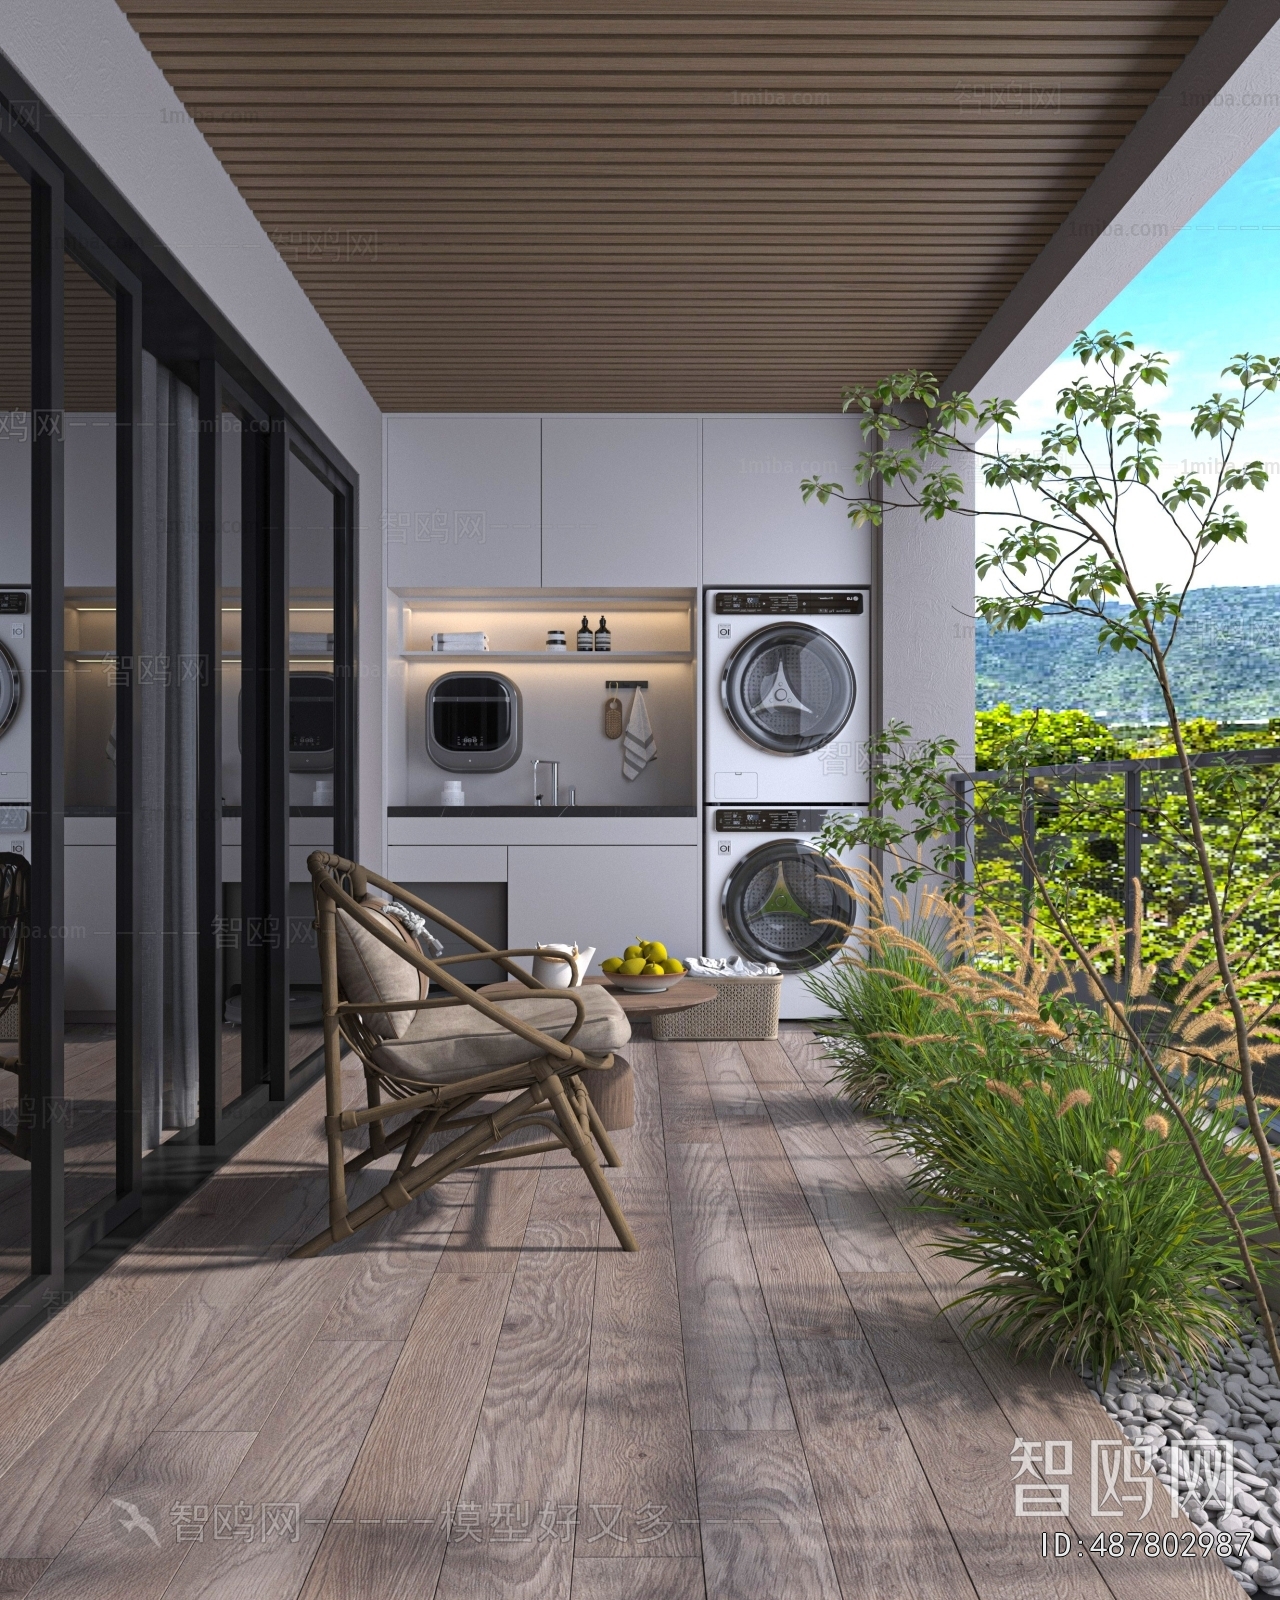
[600,941,686,993]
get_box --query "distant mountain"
[976,585,1280,723]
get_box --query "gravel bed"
[1086,1311,1280,1594]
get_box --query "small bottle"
[594,616,611,652]
[441,780,465,807]
[576,615,594,651]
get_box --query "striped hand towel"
[622,689,656,781]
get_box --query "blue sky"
[978,126,1280,589]
[1097,128,1280,371]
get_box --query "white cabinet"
[387,844,507,883]
[508,844,699,974]
[541,415,698,587]
[64,841,116,1011]
[385,414,541,588]
[702,414,871,586]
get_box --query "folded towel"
[621,688,656,781]
[685,956,781,977]
[432,632,488,651]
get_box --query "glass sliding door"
[217,402,245,1108]
[133,353,200,1156]
[62,245,120,1232]
[286,444,338,1074]
[0,112,69,1341]
[0,153,38,1303]
[0,97,358,1349]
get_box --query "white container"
[546,629,567,652]
[533,943,595,988]
[312,779,333,806]
[441,780,465,807]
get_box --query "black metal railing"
[947,747,1280,978]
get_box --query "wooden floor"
[0,1027,1239,1599]
[0,1027,325,1301]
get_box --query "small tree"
[803,331,1280,1368]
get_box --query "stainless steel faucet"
[531,758,559,808]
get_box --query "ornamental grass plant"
[807,866,1276,1379]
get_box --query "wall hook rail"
[605,679,648,689]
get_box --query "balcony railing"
[946,746,1280,983]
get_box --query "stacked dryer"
[703,588,870,1018]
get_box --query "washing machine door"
[722,623,855,754]
[722,839,855,971]
[0,641,19,739]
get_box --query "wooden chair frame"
[292,851,637,1258]
[0,853,30,1162]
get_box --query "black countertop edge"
[387,805,697,818]
[221,807,335,818]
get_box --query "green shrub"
[910,1048,1267,1381]
[808,876,1269,1379]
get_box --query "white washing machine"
[704,587,871,806]
[704,805,866,1019]
[0,590,30,859]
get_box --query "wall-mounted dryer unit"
[288,673,335,771]
[237,672,336,771]
[427,671,523,773]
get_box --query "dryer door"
[0,640,20,738]
[722,839,854,970]
[722,623,855,754]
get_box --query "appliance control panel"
[715,809,830,832]
[714,591,864,616]
[0,592,28,614]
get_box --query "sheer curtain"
[138,353,200,1149]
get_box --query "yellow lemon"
[662,958,684,974]
[642,962,664,976]
[646,941,668,963]
[624,944,644,961]
[601,957,623,974]
[620,957,647,975]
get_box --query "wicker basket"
[651,974,783,1042]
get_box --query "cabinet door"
[703,414,870,586]
[508,845,699,974]
[541,415,698,587]
[386,414,541,588]
[64,844,116,1010]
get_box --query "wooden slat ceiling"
[118,1,1226,412]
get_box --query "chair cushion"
[368,985,631,1084]
[335,901,426,1039]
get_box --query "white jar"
[441,780,465,807]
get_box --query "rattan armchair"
[292,851,637,1258]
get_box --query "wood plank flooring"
[0,1027,1241,1599]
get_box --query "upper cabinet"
[385,414,541,588]
[702,414,871,587]
[541,414,698,588]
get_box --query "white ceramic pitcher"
[532,944,595,987]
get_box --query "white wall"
[0,0,386,867]
[879,456,977,767]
